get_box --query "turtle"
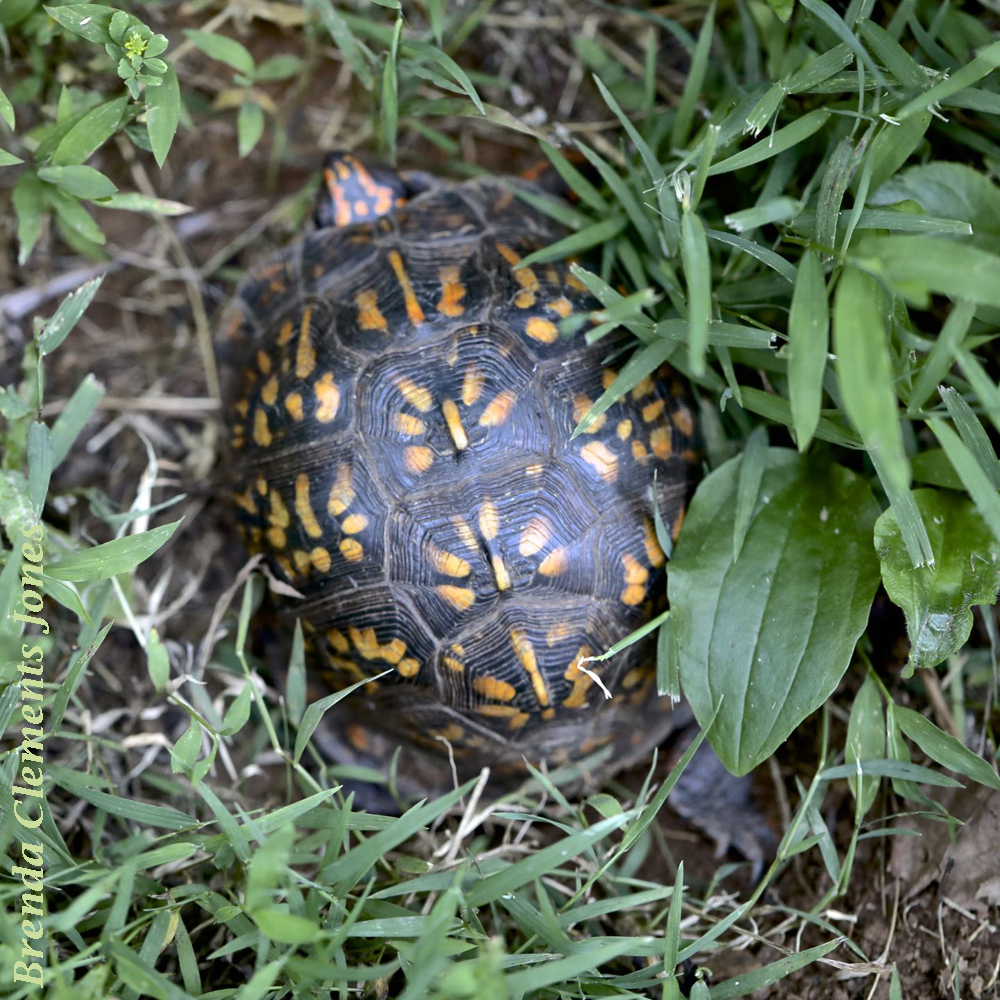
[215,152,745,822]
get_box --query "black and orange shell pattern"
[217,167,699,788]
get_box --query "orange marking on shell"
[269,490,290,529]
[350,626,380,659]
[285,392,303,421]
[580,440,619,481]
[443,655,464,673]
[497,243,539,292]
[327,464,355,515]
[537,547,568,577]
[452,517,478,551]
[479,502,499,540]
[356,289,388,331]
[514,290,536,309]
[548,296,573,318]
[547,621,571,646]
[430,546,471,578]
[525,463,543,476]
[565,269,587,292]
[387,250,425,325]
[295,473,323,539]
[253,409,272,447]
[617,419,633,440]
[436,585,475,611]
[257,350,272,375]
[314,373,340,423]
[256,475,267,496]
[380,638,407,664]
[525,317,558,343]
[394,412,427,436]
[642,519,666,569]
[479,389,516,427]
[491,555,511,592]
[623,667,645,689]
[432,722,464,741]
[519,517,551,557]
[643,399,666,423]
[295,306,316,378]
[292,549,311,576]
[234,489,256,514]
[508,710,529,730]
[266,526,286,549]
[650,427,672,459]
[346,723,369,751]
[474,676,517,702]
[632,440,649,461]
[310,547,331,573]
[623,553,649,585]
[562,646,595,709]
[340,538,364,562]
[672,506,686,541]
[475,704,521,719]
[601,368,617,390]
[235,399,250,418]
[441,398,468,450]
[278,320,295,346]
[572,393,606,433]
[276,555,294,578]
[462,367,484,406]
[631,375,655,399]
[260,375,278,406]
[510,629,549,707]
[342,513,368,534]
[438,266,467,316]
[672,404,694,437]
[327,629,350,653]
[404,445,434,474]
[395,376,433,412]
[397,657,421,678]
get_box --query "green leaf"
[908,300,975,414]
[710,939,843,998]
[875,489,1000,675]
[27,422,52,514]
[381,17,402,162]
[13,172,46,265]
[47,519,182,581]
[184,29,255,75]
[44,3,115,43]
[51,96,128,166]
[172,717,202,772]
[38,164,118,199]
[253,909,321,945]
[146,65,180,168]
[788,250,829,451]
[38,276,103,356]
[51,373,104,465]
[733,425,768,561]
[765,0,795,21]
[47,186,106,245]
[708,109,831,176]
[896,39,1000,121]
[895,705,1000,791]
[401,40,484,114]
[845,674,884,816]
[0,148,22,166]
[672,2,715,148]
[307,0,373,90]
[237,100,264,158]
[146,627,169,691]
[221,681,252,735]
[99,192,192,215]
[680,210,711,376]
[0,85,14,129]
[669,450,880,774]
[255,54,305,81]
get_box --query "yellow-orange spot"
[525,317,558,344]
[342,513,369,534]
[617,419,633,440]
[432,723,465,741]
[295,473,323,539]
[566,270,587,292]
[356,289,388,331]
[310,547,331,573]
[354,199,369,217]
[269,489,290,528]
[253,409,272,447]
[438,266,466,316]
[479,389,516,427]
[235,399,250,418]
[443,656,464,673]
[511,629,548,707]
[476,704,521,719]
[340,538,364,562]
[266,526,286,549]
[519,517,551,557]
[293,549,311,575]
[327,464,355,515]
[632,440,649,461]
[623,667,645,689]
[672,506,686,541]
[256,475,267,496]
[572,393,606,434]
[549,296,573,318]
[622,584,646,606]
[643,518,666,568]
[474,676,517,702]
[643,398,666,423]
[673,404,695,437]
[276,555,294,578]
[508,711,529,730]
[631,374,654,399]
[650,427,672,460]
[430,546,470,578]
[462,367,484,406]
[547,621,571,646]
[601,368,618,390]
[563,646,595,709]
[346,723,369,751]
[285,392,303,421]
[387,249,425,325]
[350,627,381,660]
[580,440,619,481]
[397,658,420,678]
[395,376,433,412]
[497,243,539,292]
[492,555,511,592]
[404,445,434,474]
[278,320,295,346]
[394,412,427,436]
[380,638,407,664]
[257,350,272,375]
[479,501,499,540]
[441,398,468,450]
[623,553,649,585]
[538,547,568,577]
[314,373,340,423]
[234,489,256,514]
[327,629,350,653]
[452,517,478,551]
[295,306,316,378]
[436,585,475,611]
[514,289,536,309]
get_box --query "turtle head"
[316,152,435,229]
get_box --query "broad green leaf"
[788,250,828,451]
[875,489,1000,675]
[845,674,884,816]
[44,3,115,43]
[237,100,264,158]
[255,54,305,81]
[0,148,22,166]
[185,29,254,75]
[13,172,46,265]
[27,422,52,513]
[99,192,192,215]
[733,425,768,560]
[47,519,182,581]
[0,85,14,129]
[669,449,880,774]
[51,96,128,166]
[895,705,1000,791]
[38,275,103,355]
[146,65,180,168]
[38,164,118,199]
[51,373,104,465]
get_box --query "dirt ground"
[2,2,998,996]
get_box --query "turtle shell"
[217,171,699,786]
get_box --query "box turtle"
[216,152,702,796]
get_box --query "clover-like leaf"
[668,448,881,774]
[874,488,1000,676]
[109,9,130,43]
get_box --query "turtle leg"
[315,151,413,229]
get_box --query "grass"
[1,0,1000,996]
